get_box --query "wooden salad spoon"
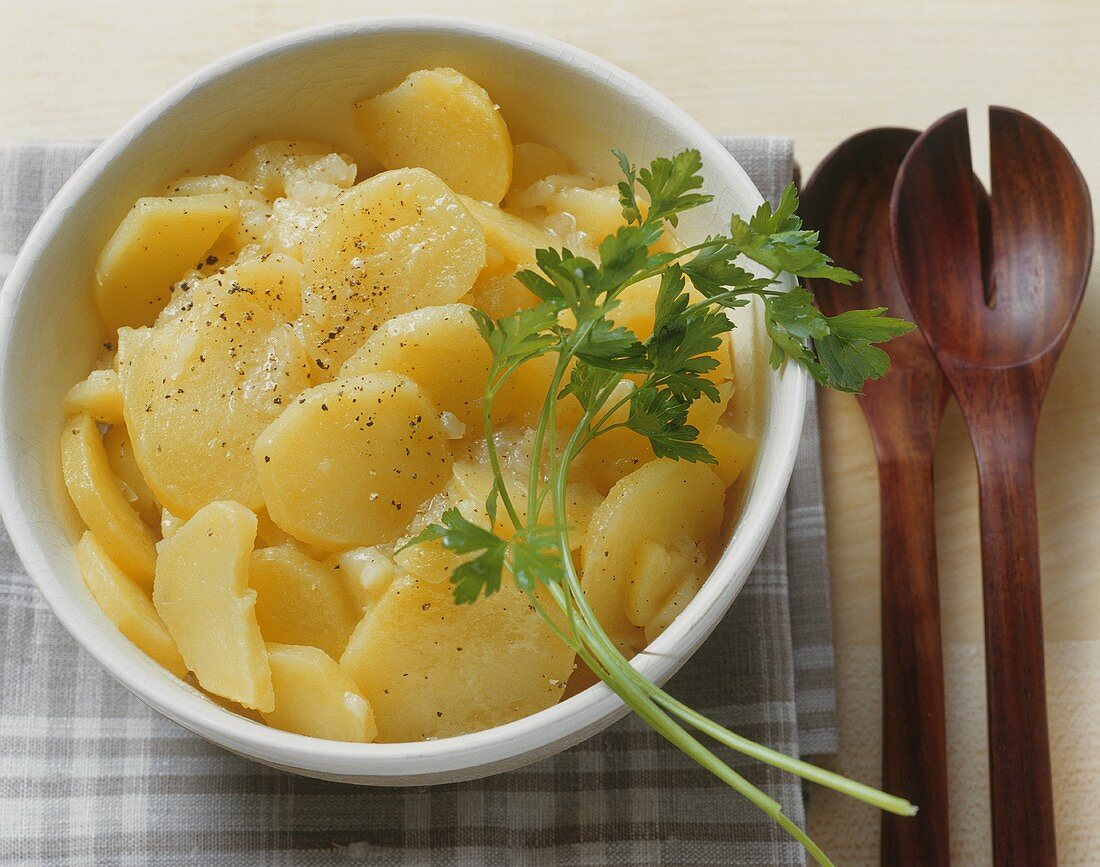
[891,107,1093,866]
[802,128,951,866]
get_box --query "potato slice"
[325,547,396,611]
[249,544,359,659]
[153,501,273,711]
[164,253,303,322]
[702,424,756,488]
[102,425,160,529]
[255,372,451,549]
[570,426,655,495]
[262,644,377,742]
[644,573,705,645]
[226,140,355,200]
[582,460,724,653]
[63,369,124,425]
[458,197,555,268]
[301,168,486,368]
[95,194,238,330]
[61,414,157,588]
[339,304,490,429]
[509,143,573,195]
[465,272,537,320]
[117,293,313,518]
[75,531,186,677]
[340,575,574,741]
[355,68,512,203]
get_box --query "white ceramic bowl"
[0,17,806,784]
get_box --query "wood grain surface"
[2,2,1098,863]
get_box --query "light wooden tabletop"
[3,2,1098,863]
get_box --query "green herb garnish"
[405,149,915,864]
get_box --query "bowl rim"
[0,15,807,779]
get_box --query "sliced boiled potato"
[644,573,705,644]
[75,531,186,677]
[249,544,359,659]
[226,140,355,200]
[582,460,725,653]
[164,253,303,322]
[339,304,490,429]
[63,369,124,425]
[102,425,160,529]
[465,272,537,321]
[262,643,377,742]
[458,197,555,268]
[117,293,313,518]
[61,414,157,588]
[543,184,626,244]
[340,575,574,741]
[571,426,655,495]
[703,424,756,488]
[95,194,238,330]
[509,142,573,194]
[153,500,273,711]
[163,173,262,201]
[325,547,396,611]
[355,68,512,203]
[254,372,451,549]
[687,381,735,438]
[301,168,486,368]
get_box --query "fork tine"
[988,107,1093,360]
[891,110,992,356]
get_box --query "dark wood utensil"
[891,107,1093,866]
[802,128,951,867]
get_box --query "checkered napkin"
[0,138,837,866]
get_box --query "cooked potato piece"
[226,140,356,200]
[163,173,262,200]
[644,573,705,644]
[75,531,186,677]
[102,425,160,529]
[249,544,359,659]
[117,293,312,518]
[582,460,724,653]
[703,424,756,487]
[509,143,573,194]
[458,197,555,268]
[153,501,273,711]
[339,304,490,429]
[571,426,655,495]
[465,272,537,320]
[340,575,574,741]
[61,414,157,588]
[64,369,124,425]
[687,382,734,438]
[544,184,626,243]
[95,194,238,330]
[355,68,512,203]
[255,373,451,549]
[165,253,303,322]
[262,644,376,742]
[301,168,486,368]
[325,547,396,611]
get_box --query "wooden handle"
[968,388,1057,866]
[878,453,950,865]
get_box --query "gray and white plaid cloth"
[0,138,836,866]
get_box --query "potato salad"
[61,68,754,743]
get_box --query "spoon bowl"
[892,108,1092,373]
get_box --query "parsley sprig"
[405,150,915,864]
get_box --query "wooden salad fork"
[891,107,1093,866]
[802,128,951,866]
